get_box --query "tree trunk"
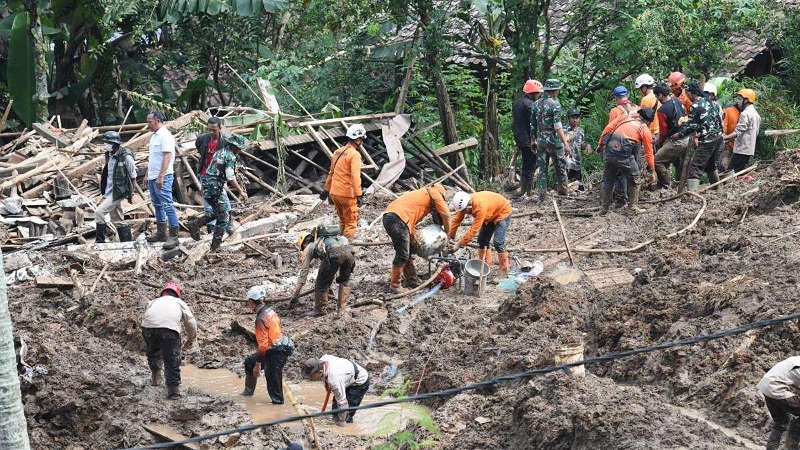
[0,252,31,449]
[26,0,49,122]
[480,61,501,177]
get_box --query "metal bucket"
[463,259,491,297]
[554,343,585,377]
[413,224,448,259]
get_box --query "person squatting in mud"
[141,282,197,399]
[759,356,800,449]
[289,225,356,316]
[447,190,513,279]
[186,134,249,252]
[382,183,451,293]
[303,355,370,427]
[240,286,294,404]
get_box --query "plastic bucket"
[463,259,491,297]
[554,343,585,377]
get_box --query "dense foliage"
[1,0,799,178]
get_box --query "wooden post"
[552,199,575,266]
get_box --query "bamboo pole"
[282,380,322,450]
[552,199,575,265]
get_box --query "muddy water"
[181,364,426,436]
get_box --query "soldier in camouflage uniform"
[530,79,572,202]
[669,82,723,192]
[187,134,249,251]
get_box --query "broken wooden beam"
[292,112,395,128]
[35,276,75,288]
[32,123,71,147]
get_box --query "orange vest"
[384,185,451,235]
[325,143,362,198]
[255,307,283,357]
[449,191,512,246]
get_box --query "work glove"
[446,242,461,254]
[356,196,363,207]
[319,190,329,201]
[127,195,134,203]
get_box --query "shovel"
[321,390,331,412]
[299,198,325,221]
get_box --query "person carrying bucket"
[446,191,513,278]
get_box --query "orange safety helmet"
[161,281,182,298]
[523,79,543,94]
[667,71,686,87]
[737,88,757,103]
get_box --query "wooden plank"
[35,276,75,288]
[292,112,395,128]
[143,424,200,450]
[432,138,479,157]
[256,122,382,150]
[305,124,333,158]
[32,123,71,147]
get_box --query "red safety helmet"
[523,79,543,94]
[161,281,182,298]
[436,268,456,290]
[667,71,686,87]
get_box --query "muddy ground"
[5,149,800,449]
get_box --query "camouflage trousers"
[201,181,229,240]
[536,145,568,190]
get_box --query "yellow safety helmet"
[737,88,756,103]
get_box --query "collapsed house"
[0,108,477,259]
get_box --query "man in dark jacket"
[95,131,137,242]
[195,116,233,234]
[511,79,543,197]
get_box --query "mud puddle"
[181,364,427,436]
[545,265,583,285]
[671,405,761,450]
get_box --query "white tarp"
[364,114,411,196]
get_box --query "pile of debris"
[0,108,478,256]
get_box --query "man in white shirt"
[145,111,180,250]
[757,356,800,449]
[303,355,370,425]
[723,88,761,175]
[141,282,197,399]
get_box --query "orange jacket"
[608,100,638,125]
[325,143,362,198]
[640,92,660,136]
[723,106,741,151]
[599,116,655,170]
[255,306,283,357]
[449,191,512,246]
[677,89,692,116]
[385,184,451,235]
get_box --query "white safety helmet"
[346,124,367,140]
[634,74,656,89]
[703,82,717,96]
[246,286,267,302]
[449,191,471,211]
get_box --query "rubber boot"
[624,184,645,216]
[497,252,510,278]
[150,367,162,386]
[599,187,613,215]
[146,222,167,243]
[555,182,568,196]
[163,226,180,250]
[167,385,181,399]
[687,178,700,193]
[786,418,800,450]
[206,224,215,234]
[187,215,209,240]
[337,285,350,311]
[313,290,328,316]
[512,186,530,199]
[226,212,235,235]
[117,225,133,242]
[766,427,784,450]
[210,235,222,253]
[708,170,720,190]
[537,188,546,203]
[403,259,421,287]
[240,374,257,396]
[389,265,405,293]
[95,222,107,243]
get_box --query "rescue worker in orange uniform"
[721,102,742,171]
[241,286,292,404]
[608,86,639,125]
[447,191,513,278]
[597,107,657,215]
[668,72,692,116]
[383,183,451,292]
[321,124,365,238]
[636,74,661,142]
